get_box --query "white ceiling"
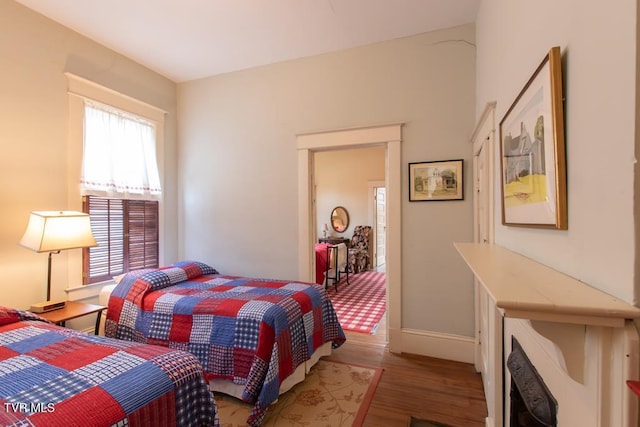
[15,0,480,83]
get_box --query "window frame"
[67,73,166,286]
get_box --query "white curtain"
[81,100,162,199]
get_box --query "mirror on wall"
[330,206,349,233]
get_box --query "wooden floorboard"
[325,314,488,426]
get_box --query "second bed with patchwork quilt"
[0,306,218,427]
[105,261,345,426]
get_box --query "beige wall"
[0,1,178,310]
[476,1,638,304]
[178,24,476,336]
[315,147,385,239]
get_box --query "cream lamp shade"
[19,211,97,302]
[20,211,97,252]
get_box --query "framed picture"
[499,46,567,229]
[408,159,463,201]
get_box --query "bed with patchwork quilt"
[104,261,346,427]
[0,306,218,427]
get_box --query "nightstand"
[36,301,106,335]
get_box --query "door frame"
[368,180,385,270]
[297,124,402,351]
[471,102,496,247]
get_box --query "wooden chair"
[324,243,349,291]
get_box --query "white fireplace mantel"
[454,242,640,327]
[456,242,640,427]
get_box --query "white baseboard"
[397,328,474,364]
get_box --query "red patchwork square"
[0,346,18,361]
[0,310,19,326]
[193,299,222,314]
[37,338,117,371]
[28,387,124,427]
[168,314,193,342]
[257,294,285,304]
[127,391,175,427]
[232,347,256,378]
[251,280,285,289]
[277,331,293,376]
[215,299,246,317]
[208,285,233,293]
[172,288,197,295]
[177,263,203,280]
[192,275,215,283]
[108,297,125,320]
[255,322,275,361]
[291,292,313,313]
[130,280,151,305]
[125,342,171,360]
[143,292,163,311]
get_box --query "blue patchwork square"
[13,372,93,406]
[101,362,172,414]
[234,318,259,350]
[4,330,66,355]
[210,317,236,346]
[173,297,200,315]
[187,343,210,370]
[0,356,65,397]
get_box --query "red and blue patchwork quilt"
[0,306,218,427]
[105,261,346,427]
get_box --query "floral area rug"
[215,360,382,427]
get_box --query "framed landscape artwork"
[408,159,463,201]
[499,46,567,229]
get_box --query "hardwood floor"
[325,315,488,426]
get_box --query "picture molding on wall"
[499,46,567,229]
[408,159,463,202]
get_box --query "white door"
[476,146,490,244]
[472,103,501,427]
[375,187,386,269]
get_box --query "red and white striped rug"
[326,271,386,334]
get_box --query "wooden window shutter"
[83,196,158,284]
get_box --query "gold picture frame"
[499,46,567,229]
[408,159,463,201]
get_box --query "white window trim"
[65,73,166,288]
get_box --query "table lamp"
[19,211,97,312]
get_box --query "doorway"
[296,124,402,352]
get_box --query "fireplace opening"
[507,337,558,427]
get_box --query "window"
[83,196,158,284]
[66,73,166,288]
[79,98,163,284]
[81,100,161,199]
